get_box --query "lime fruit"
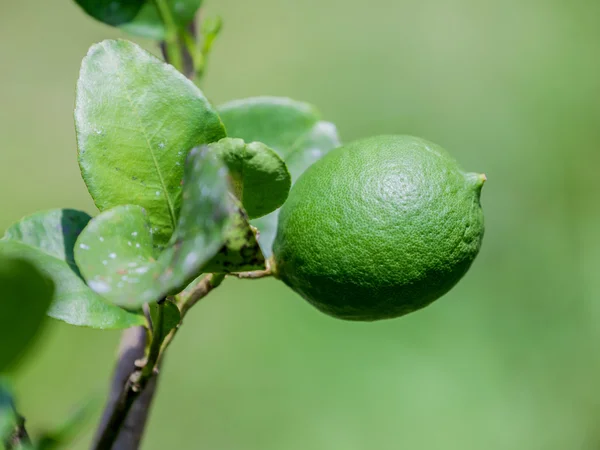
[272,135,485,321]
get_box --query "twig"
[230,268,272,279]
[155,273,226,368]
[180,273,225,317]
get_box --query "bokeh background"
[2,0,600,449]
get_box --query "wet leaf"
[76,39,225,248]
[75,147,231,308]
[1,210,145,329]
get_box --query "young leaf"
[0,256,53,372]
[218,97,341,257]
[209,138,291,219]
[76,39,225,248]
[75,147,231,308]
[1,210,145,330]
[73,0,146,26]
[203,205,265,273]
[120,0,204,40]
[148,300,180,346]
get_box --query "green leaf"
[75,147,231,308]
[149,300,180,346]
[76,39,225,249]
[219,97,320,160]
[203,205,265,273]
[219,97,341,257]
[73,0,146,26]
[1,210,145,330]
[209,138,291,219]
[284,121,341,181]
[0,256,53,372]
[120,0,204,40]
[74,0,203,40]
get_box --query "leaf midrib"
[105,41,177,231]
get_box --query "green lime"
[272,135,485,321]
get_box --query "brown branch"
[91,326,159,450]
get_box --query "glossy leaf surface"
[75,147,231,308]
[210,138,291,219]
[219,97,341,256]
[76,39,225,248]
[121,0,204,39]
[74,0,145,26]
[1,210,145,329]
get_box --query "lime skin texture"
[272,135,485,321]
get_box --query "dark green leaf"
[76,39,225,249]
[209,138,291,219]
[1,210,145,330]
[74,0,145,26]
[149,300,180,346]
[219,97,341,257]
[74,0,203,39]
[120,0,204,40]
[203,205,265,273]
[75,147,231,308]
[0,257,53,372]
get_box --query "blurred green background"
[2,0,600,449]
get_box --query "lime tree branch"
[92,302,163,450]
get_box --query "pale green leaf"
[76,39,225,248]
[219,97,341,257]
[219,97,319,160]
[1,210,145,329]
[209,137,291,219]
[75,147,231,308]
